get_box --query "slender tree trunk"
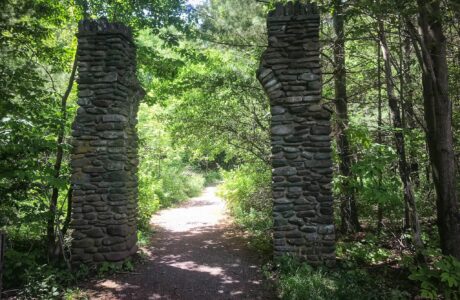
[376,43,384,233]
[378,20,424,254]
[61,187,73,236]
[333,0,361,234]
[399,23,412,231]
[414,0,460,258]
[402,36,420,187]
[47,51,78,259]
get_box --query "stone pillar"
[70,19,144,265]
[258,2,335,266]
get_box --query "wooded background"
[0,0,459,298]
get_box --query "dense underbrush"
[218,164,273,256]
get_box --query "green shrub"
[138,179,162,231]
[218,164,272,254]
[4,248,41,288]
[276,256,408,300]
[137,229,154,247]
[97,259,135,277]
[15,263,87,300]
[204,170,222,185]
[409,256,460,299]
[336,235,391,266]
[62,288,88,300]
[219,164,271,211]
[277,258,336,300]
[182,167,205,197]
[138,158,205,231]
[137,103,205,231]
[19,265,62,300]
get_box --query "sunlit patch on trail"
[150,187,226,232]
[96,280,139,291]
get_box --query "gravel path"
[84,186,276,299]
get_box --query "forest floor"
[81,186,276,299]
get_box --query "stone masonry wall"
[258,2,335,266]
[70,19,144,265]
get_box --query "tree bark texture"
[415,0,460,258]
[376,44,384,233]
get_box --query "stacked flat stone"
[70,19,144,265]
[257,2,335,266]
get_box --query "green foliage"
[277,258,336,300]
[0,0,77,229]
[15,263,90,300]
[137,103,206,231]
[218,164,272,254]
[4,247,41,288]
[276,256,409,300]
[0,2,79,296]
[1,0,459,298]
[4,244,90,298]
[143,1,271,165]
[149,46,270,164]
[337,235,391,266]
[76,0,193,37]
[62,288,88,300]
[341,122,403,222]
[97,259,135,277]
[0,1,198,296]
[409,256,460,299]
[137,229,154,247]
[19,265,63,300]
[199,0,267,48]
[204,170,222,185]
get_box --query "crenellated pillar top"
[268,2,319,20]
[77,18,133,41]
[258,2,321,107]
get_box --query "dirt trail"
[84,186,276,299]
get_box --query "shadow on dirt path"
[83,186,277,299]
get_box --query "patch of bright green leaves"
[218,163,272,255]
[409,256,460,299]
[337,234,391,266]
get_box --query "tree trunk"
[415,0,460,258]
[402,36,420,187]
[378,20,424,254]
[61,187,73,236]
[399,24,414,230]
[333,0,361,234]
[376,43,384,233]
[47,51,78,259]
